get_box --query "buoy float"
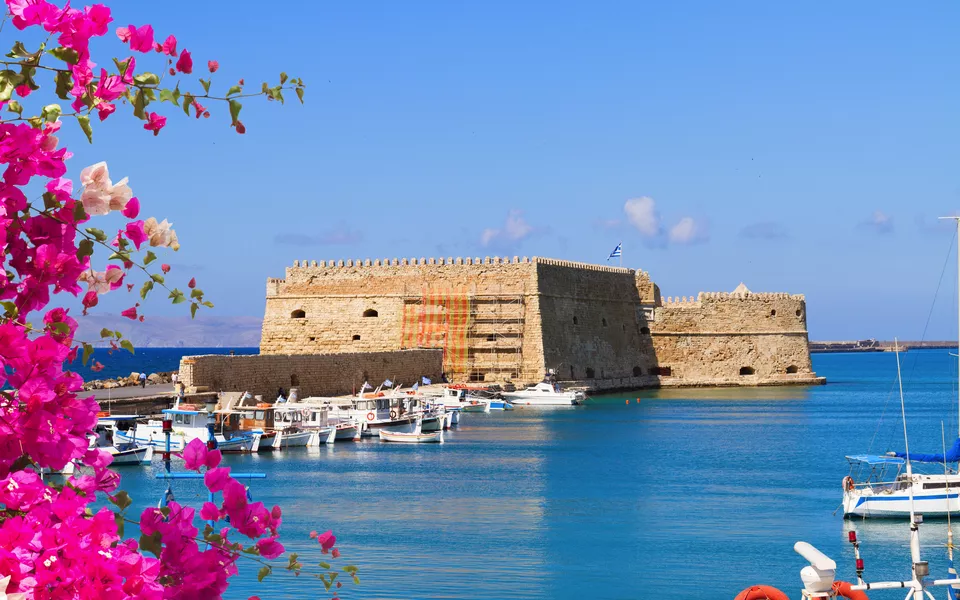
[625,399,630,404]
[833,580,869,600]
[733,585,790,600]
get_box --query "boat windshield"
[846,454,906,484]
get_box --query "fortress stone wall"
[256,256,822,389]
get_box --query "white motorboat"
[106,444,154,465]
[502,382,585,406]
[93,415,153,465]
[378,418,443,444]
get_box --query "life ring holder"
[366,412,375,421]
[390,410,397,420]
[843,476,855,492]
[733,585,790,600]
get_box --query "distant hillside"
[76,314,263,348]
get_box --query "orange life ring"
[833,580,869,600]
[366,412,375,421]
[843,476,855,492]
[97,411,110,417]
[733,585,790,600]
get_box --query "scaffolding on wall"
[400,283,525,382]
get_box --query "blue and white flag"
[382,379,393,388]
[412,381,420,391]
[422,376,432,385]
[361,381,372,391]
[607,242,622,260]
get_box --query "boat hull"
[502,395,580,406]
[844,488,960,518]
[378,430,443,443]
[108,445,153,465]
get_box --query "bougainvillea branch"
[0,2,352,598]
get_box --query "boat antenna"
[895,338,926,600]
[937,215,960,439]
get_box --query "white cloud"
[481,210,533,247]
[859,211,893,234]
[669,217,707,244]
[624,197,661,237]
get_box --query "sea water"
[110,350,960,599]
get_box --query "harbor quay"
[180,256,823,397]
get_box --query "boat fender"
[390,410,397,419]
[733,585,790,600]
[843,476,855,492]
[366,412,375,421]
[833,580,869,600]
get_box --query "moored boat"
[502,382,585,406]
[379,418,443,443]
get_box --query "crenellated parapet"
[283,255,633,274]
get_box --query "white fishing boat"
[378,418,443,443]
[502,382,585,406]
[116,407,260,453]
[273,404,335,447]
[93,415,154,465]
[289,396,361,440]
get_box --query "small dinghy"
[378,418,443,444]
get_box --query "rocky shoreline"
[82,371,177,391]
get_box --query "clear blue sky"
[57,1,960,340]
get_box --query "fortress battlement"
[283,256,634,274]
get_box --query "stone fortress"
[254,255,823,390]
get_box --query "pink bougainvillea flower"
[160,264,170,274]
[122,196,140,219]
[204,466,230,492]
[125,220,146,249]
[208,60,219,73]
[235,121,246,134]
[317,530,336,551]
[95,68,126,102]
[309,530,318,539]
[143,217,178,249]
[193,100,206,119]
[200,501,221,521]
[90,361,104,372]
[161,34,177,56]
[188,277,196,288]
[116,25,131,42]
[15,84,31,97]
[125,24,154,52]
[176,49,193,74]
[120,306,137,320]
[82,290,98,310]
[96,102,116,121]
[256,537,285,560]
[143,112,166,136]
[332,547,341,558]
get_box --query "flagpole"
[620,242,622,268]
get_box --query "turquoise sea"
[111,350,960,599]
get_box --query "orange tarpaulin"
[400,287,470,374]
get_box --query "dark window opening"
[770,309,777,316]
[469,371,486,382]
[291,309,306,319]
[796,309,802,317]
[486,334,496,342]
[309,337,316,342]
[601,318,607,327]
[363,309,379,318]
[786,365,799,374]
[573,316,578,325]
[585,367,596,378]
[633,366,642,377]
[352,335,361,341]
[740,366,755,376]
[290,374,300,387]
[640,326,650,334]
[656,366,672,377]
[569,365,575,379]
[622,324,626,332]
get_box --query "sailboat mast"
[894,340,924,600]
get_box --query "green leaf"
[113,57,132,78]
[41,103,61,123]
[99,328,113,339]
[190,288,203,299]
[229,99,242,125]
[143,250,157,265]
[42,191,59,210]
[342,565,359,573]
[120,339,134,355]
[133,72,160,86]
[49,46,79,65]
[138,531,163,558]
[226,85,242,97]
[158,87,180,106]
[50,321,70,336]
[0,301,17,317]
[114,511,125,537]
[76,239,94,260]
[169,289,186,304]
[151,274,165,284]
[5,100,21,115]
[73,200,86,222]
[77,114,92,143]
[257,566,271,582]
[132,89,146,120]
[199,78,211,94]
[81,342,93,366]
[140,280,154,300]
[280,72,288,84]
[190,303,198,319]
[319,561,331,570]
[9,41,32,58]
[182,93,194,116]
[295,87,304,104]
[84,227,107,242]
[109,490,133,511]
[261,82,269,93]
[202,300,214,308]
[54,71,72,100]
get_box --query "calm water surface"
[114,350,960,599]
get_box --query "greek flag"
[422,376,432,385]
[361,381,372,391]
[412,382,419,391]
[607,242,622,260]
[382,379,393,388]
[950,557,959,600]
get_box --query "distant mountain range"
[76,314,262,348]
